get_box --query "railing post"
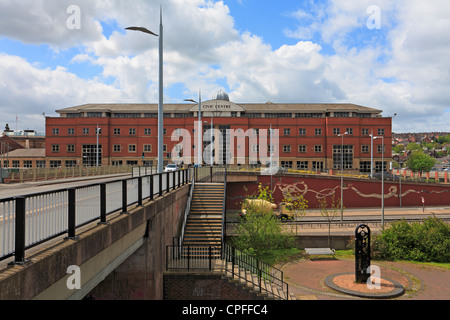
[210,166,213,183]
[150,175,154,200]
[67,188,78,239]
[138,176,143,206]
[159,173,163,197]
[172,170,176,190]
[166,172,169,193]
[187,246,190,271]
[12,196,29,265]
[122,179,128,213]
[99,183,108,225]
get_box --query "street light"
[338,132,348,223]
[184,91,202,166]
[374,135,385,230]
[125,8,164,173]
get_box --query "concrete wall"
[0,184,190,300]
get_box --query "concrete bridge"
[0,168,208,300]
[1,167,448,300]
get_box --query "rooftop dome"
[214,90,230,102]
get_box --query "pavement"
[280,257,450,300]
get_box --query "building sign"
[188,100,245,113]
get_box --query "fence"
[1,166,133,184]
[165,242,290,300]
[0,168,194,264]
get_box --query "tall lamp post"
[338,132,348,223]
[184,91,202,166]
[126,8,164,173]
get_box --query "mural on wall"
[228,177,450,209]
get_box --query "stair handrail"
[179,168,195,245]
[221,166,227,246]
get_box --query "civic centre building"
[45,91,392,173]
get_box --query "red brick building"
[45,91,392,173]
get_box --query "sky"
[0,0,449,134]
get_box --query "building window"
[298,145,306,153]
[333,128,340,135]
[315,128,322,135]
[362,128,369,135]
[312,161,324,171]
[82,128,90,135]
[297,161,308,170]
[129,128,136,135]
[360,161,371,173]
[52,128,59,135]
[114,128,121,135]
[163,145,167,152]
[144,128,151,135]
[361,145,369,153]
[128,145,136,152]
[333,145,354,169]
[346,128,353,135]
[281,161,293,169]
[284,128,291,136]
[144,144,152,152]
[377,145,385,154]
[375,161,387,172]
[126,160,138,166]
[67,144,75,153]
[231,111,238,117]
[52,144,60,153]
[378,128,385,135]
[24,161,32,168]
[252,145,259,153]
[68,128,75,135]
[50,161,62,168]
[114,113,140,118]
[82,145,102,167]
[163,128,167,135]
[12,161,20,168]
[87,112,102,118]
[299,128,306,135]
[112,161,123,166]
[283,145,291,153]
[65,160,77,168]
[36,161,46,168]
[113,145,121,152]
[314,145,322,153]
[334,112,349,117]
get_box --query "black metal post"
[122,179,128,213]
[159,173,163,197]
[172,170,176,190]
[12,196,28,265]
[166,172,169,193]
[150,175,154,200]
[138,177,143,206]
[99,183,108,224]
[209,246,212,271]
[68,188,77,239]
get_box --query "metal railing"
[0,168,193,264]
[165,242,290,300]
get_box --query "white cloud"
[0,0,449,133]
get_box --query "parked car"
[372,171,400,181]
[239,199,293,221]
[164,164,178,172]
[262,166,287,174]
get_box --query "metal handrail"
[0,168,192,263]
[165,243,290,300]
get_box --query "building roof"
[3,149,45,158]
[56,101,382,114]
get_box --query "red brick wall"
[226,174,450,209]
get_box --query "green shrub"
[372,217,450,263]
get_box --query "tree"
[282,191,308,234]
[318,195,341,249]
[405,151,436,172]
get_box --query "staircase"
[182,183,224,255]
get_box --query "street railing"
[0,168,194,264]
